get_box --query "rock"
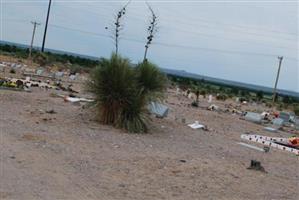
[46,109,56,114]
[247,160,267,173]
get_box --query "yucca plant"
[86,2,166,133]
[86,54,136,124]
[135,61,167,100]
[86,55,166,133]
[117,89,148,133]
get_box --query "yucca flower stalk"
[113,1,130,55]
[143,3,158,62]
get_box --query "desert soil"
[0,87,298,200]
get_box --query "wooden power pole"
[41,0,52,52]
[29,21,40,59]
[272,56,283,104]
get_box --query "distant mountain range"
[162,68,299,98]
[1,40,298,98]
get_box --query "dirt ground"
[0,86,298,200]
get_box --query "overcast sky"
[1,0,298,92]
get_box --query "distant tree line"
[167,74,299,106]
[0,43,99,69]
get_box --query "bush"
[200,90,206,98]
[256,91,264,101]
[216,93,228,101]
[277,103,284,111]
[191,101,198,107]
[86,54,166,133]
[70,64,82,74]
[265,102,272,108]
[294,105,299,116]
[33,52,48,66]
[9,69,16,74]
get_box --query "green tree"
[256,90,264,101]
[293,105,299,115]
[200,90,206,98]
[282,95,292,104]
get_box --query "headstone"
[295,117,299,130]
[208,95,212,103]
[24,68,35,73]
[188,93,193,99]
[55,71,64,78]
[279,112,290,122]
[264,127,278,132]
[289,113,296,123]
[176,87,180,95]
[69,74,76,80]
[0,65,5,72]
[148,102,169,118]
[36,69,43,75]
[272,118,284,127]
[244,112,262,124]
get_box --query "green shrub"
[256,91,264,101]
[277,103,284,111]
[33,52,48,66]
[265,102,272,108]
[200,90,206,98]
[216,93,228,101]
[227,93,234,98]
[86,54,166,133]
[9,69,16,74]
[294,105,299,116]
[70,64,82,74]
[191,101,198,107]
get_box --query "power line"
[126,9,297,41]
[158,6,298,37]
[55,4,298,41]
[48,23,298,60]
[2,19,297,61]
[4,6,296,50]
[158,26,297,51]
[50,24,110,38]
[23,7,296,51]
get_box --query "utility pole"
[272,56,283,104]
[41,0,52,52]
[29,21,40,59]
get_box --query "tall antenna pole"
[41,0,52,52]
[29,21,40,59]
[272,56,283,104]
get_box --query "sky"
[1,0,298,92]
